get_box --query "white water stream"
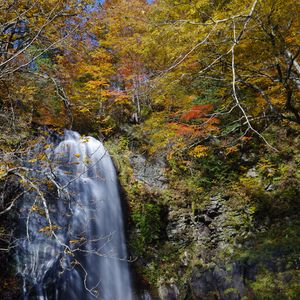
[17,130,133,300]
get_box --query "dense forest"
[0,0,299,299]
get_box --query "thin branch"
[231,20,278,151]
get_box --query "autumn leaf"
[188,145,209,158]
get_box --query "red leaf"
[180,104,213,121]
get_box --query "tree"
[0,0,93,137]
[131,0,300,157]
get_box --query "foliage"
[233,218,300,299]
[0,0,300,297]
[132,203,162,245]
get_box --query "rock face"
[186,264,248,300]
[128,150,300,300]
[128,154,250,299]
[167,196,225,246]
[130,154,167,189]
[158,284,180,300]
[164,196,250,300]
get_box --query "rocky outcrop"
[130,154,168,189]
[158,283,180,300]
[162,196,253,300]
[127,142,300,300]
[128,155,253,299]
[187,264,247,300]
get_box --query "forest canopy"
[0,0,299,153]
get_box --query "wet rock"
[195,214,212,225]
[187,264,247,300]
[158,283,180,300]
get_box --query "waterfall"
[16,130,133,300]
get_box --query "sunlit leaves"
[38,225,61,234]
[180,104,214,121]
[188,145,209,158]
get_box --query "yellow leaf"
[78,107,90,113]
[225,146,239,155]
[189,145,209,158]
[38,225,60,233]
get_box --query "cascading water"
[16,130,133,300]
